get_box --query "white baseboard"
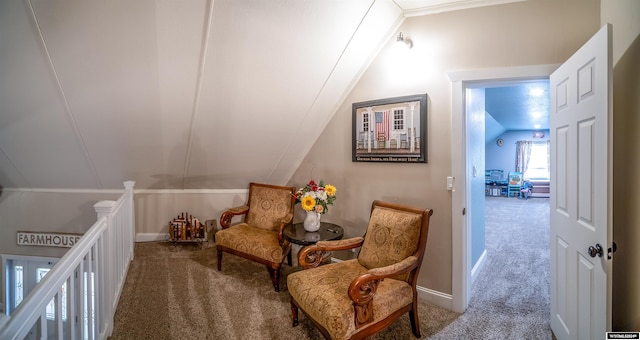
[471,249,487,284]
[417,285,453,310]
[136,233,167,242]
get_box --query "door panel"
[550,23,612,340]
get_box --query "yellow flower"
[301,196,316,211]
[325,184,336,196]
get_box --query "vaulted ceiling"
[0,0,524,190]
[485,79,550,142]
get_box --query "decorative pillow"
[357,206,422,271]
[245,185,292,231]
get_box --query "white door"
[550,23,612,340]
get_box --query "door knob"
[588,243,603,258]
[607,242,617,260]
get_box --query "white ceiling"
[0,0,525,190]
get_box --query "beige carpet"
[109,242,460,340]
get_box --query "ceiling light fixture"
[530,88,544,96]
[534,124,541,129]
[396,32,413,49]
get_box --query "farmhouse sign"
[17,231,83,248]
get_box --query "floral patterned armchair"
[216,182,296,292]
[287,200,433,339]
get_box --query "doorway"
[472,78,552,294]
[449,64,558,313]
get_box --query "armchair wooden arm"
[349,256,419,328]
[275,212,294,246]
[298,237,364,269]
[220,205,249,229]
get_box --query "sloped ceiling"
[484,79,550,143]
[0,0,523,190]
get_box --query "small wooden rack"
[169,212,207,242]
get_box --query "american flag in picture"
[375,110,389,140]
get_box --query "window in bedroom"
[524,142,550,180]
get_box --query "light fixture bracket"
[396,32,413,49]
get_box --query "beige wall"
[603,0,640,331]
[289,0,600,296]
[133,190,248,239]
[0,189,120,314]
[0,190,121,257]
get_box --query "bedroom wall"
[289,0,600,302]
[468,88,486,272]
[485,129,550,178]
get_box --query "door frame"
[449,64,559,313]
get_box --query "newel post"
[124,181,136,255]
[94,200,116,219]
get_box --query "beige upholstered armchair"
[216,182,296,292]
[287,200,433,339]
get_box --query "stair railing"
[0,181,135,340]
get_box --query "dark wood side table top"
[284,222,344,246]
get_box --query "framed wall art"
[352,93,427,163]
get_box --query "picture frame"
[352,93,427,163]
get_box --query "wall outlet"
[205,219,218,240]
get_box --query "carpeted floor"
[430,196,552,339]
[109,197,551,339]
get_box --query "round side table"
[284,222,344,266]
[284,222,344,246]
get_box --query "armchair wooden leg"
[267,265,281,292]
[291,300,299,327]
[216,248,223,271]
[409,304,421,338]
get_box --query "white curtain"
[515,140,533,174]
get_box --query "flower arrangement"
[294,179,337,214]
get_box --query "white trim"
[401,0,525,17]
[448,64,558,82]
[3,188,249,195]
[470,249,487,284]
[136,233,168,243]
[134,188,248,194]
[2,188,125,194]
[449,64,558,314]
[417,286,453,310]
[450,76,468,313]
